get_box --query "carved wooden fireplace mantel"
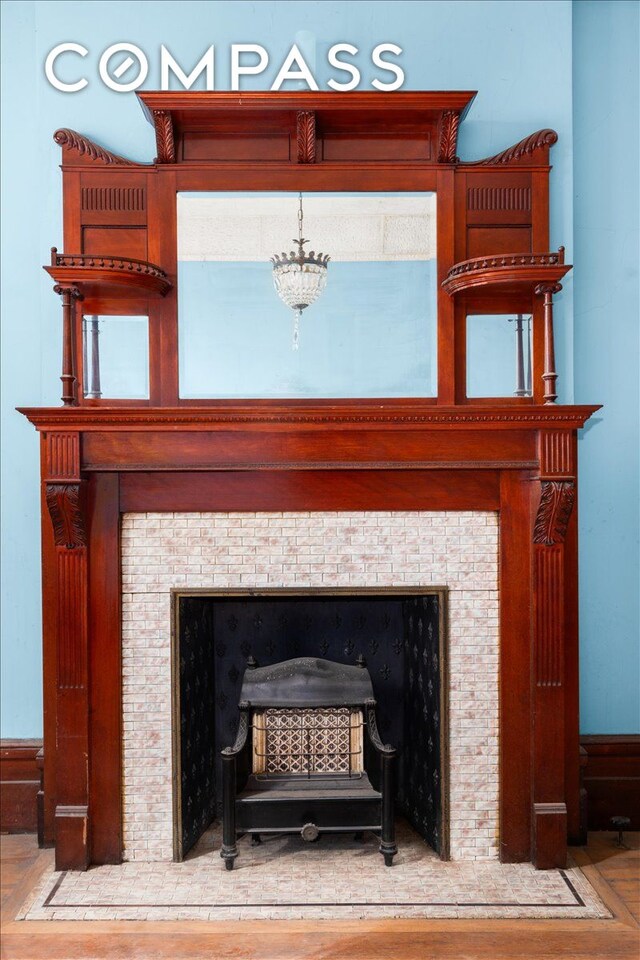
[20,90,599,872]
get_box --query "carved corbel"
[45,482,87,549]
[296,111,316,163]
[533,480,576,546]
[152,110,176,164]
[437,111,460,163]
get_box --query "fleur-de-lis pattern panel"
[177,594,442,857]
[178,597,217,858]
[401,594,442,853]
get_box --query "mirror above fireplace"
[177,191,437,399]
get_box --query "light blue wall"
[573,1,640,733]
[0,0,635,735]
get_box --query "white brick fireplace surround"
[121,511,499,863]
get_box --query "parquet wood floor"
[1,832,638,960]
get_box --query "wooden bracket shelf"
[442,249,572,406]
[441,249,571,297]
[44,249,172,299]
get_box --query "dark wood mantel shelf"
[442,250,571,297]
[19,402,599,432]
[45,249,172,299]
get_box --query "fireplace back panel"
[177,593,442,859]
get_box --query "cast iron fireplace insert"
[174,590,447,861]
[220,656,397,869]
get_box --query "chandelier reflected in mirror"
[271,193,330,350]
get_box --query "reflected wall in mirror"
[466,313,532,399]
[177,192,437,399]
[82,315,149,400]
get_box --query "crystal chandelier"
[271,193,330,349]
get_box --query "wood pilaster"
[532,429,576,868]
[43,431,90,870]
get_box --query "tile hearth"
[18,822,608,922]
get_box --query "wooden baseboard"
[0,739,42,833]
[4,735,637,838]
[580,735,640,830]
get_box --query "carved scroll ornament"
[53,129,137,166]
[437,111,460,163]
[152,110,176,164]
[533,480,575,546]
[296,111,316,164]
[464,129,558,166]
[45,483,87,549]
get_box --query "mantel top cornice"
[137,89,478,119]
[19,403,600,432]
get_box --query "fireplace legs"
[221,751,239,871]
[379,748,397,867]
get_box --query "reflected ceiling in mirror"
[177,192,437,399]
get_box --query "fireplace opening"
[172,589,447,862]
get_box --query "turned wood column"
[53,283,83,406]
[532,429,576,868]
[43,431,90,870]
[535,282,562,405]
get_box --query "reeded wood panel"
[46,432,80,479]
[81,187,146,213]
[57,551,88,689]
[534,545,564,687]
[467,186,531,212]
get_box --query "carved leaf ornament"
[45,483,86,549]
[533,481,575,546]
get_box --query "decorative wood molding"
[463,128,558,166]
[51,250,167,280]
[46,249,172,298]
[535,281,563,296]
[53,128,137,166]
[81,187,145,212]
[152,110,176,164]
[52,283,83,299]
[19,404,601,431]
[533,480,575,546]
[467,186,531,211]
[46,432,81,479]
[83,459,538,473]
[0,740,42,833]
[45,483,86,549]
[57,550,88,689]
[442,250,571,296]
[534,545,564,686]
[538,431,575,477]
[437,111,460,163]
[296,111,316,163]
[580,735,640,830]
